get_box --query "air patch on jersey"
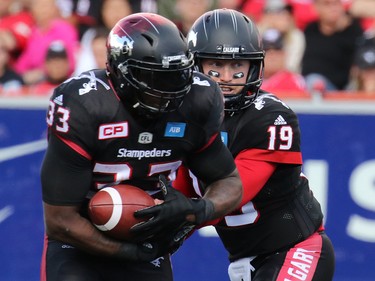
[138,132,153,144]
[98,122,128,140]
[220,131,228,146]
[164,122,186,138]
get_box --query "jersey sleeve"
[172,165,229,228]
[46,71,116,159]
[47,81,95,158]
[230,94,303,165]
[41,133,93,205]
[199,80,225,141]
[186,133,236,185]
[173,165,202,198]
[235,155,277,205]
[42,71,117,205]
[183,72,225,149]
[176,73,237,184]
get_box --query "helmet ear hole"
[106,13,195,114]
[141,34,154,46]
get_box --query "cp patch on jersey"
[98,122,128,140]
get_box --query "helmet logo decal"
[216,45,242,54]
[223,46,240,53]
[187,30,197,47]
[109,32,134,59]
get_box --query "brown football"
[88,184,155,241]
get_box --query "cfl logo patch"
[98,122,128,140]
[138,132,153,144]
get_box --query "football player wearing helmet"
[40,13,242,281]
[174,8,335,281]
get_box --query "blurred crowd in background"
[0,0,375,98]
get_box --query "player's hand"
[117,241,161,262]
[151,222,196,256]
[167,222,196,254]
[130,177,213,241]
[117,226,194,262]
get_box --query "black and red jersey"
[174,91,324,261]
[41,70,236,209]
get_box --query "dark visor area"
[130,67,192,92]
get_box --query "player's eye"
[208,61,224,68]
[232,62,244,68]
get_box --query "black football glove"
[117,223,195,261]
[149,222,196,257]
[130,175,214,241]
[167,222,196,255]
[117,241,163,262]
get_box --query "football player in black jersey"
[173,9,335,281]
[40,13,243,281]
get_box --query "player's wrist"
[190,198,215,225]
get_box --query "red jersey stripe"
[56,134,92,160]
[237,148,303,165]
[276,232,323,281]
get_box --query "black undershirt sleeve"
[185,134,236,186]
[41,134,93,205]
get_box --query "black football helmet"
[106,13,194,114]
[187,9,264,113]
